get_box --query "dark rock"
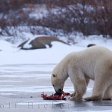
[18,35,69,50]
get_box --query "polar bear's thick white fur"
[51,46,112,101]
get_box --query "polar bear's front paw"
[71,92,76,97]
[69,90,83,101]
[70,93,82,101]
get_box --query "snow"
[0,35,112,65]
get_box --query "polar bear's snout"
[51,73,64,95]
[55,88,63,95]
[53,84,63,95]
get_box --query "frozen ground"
[1,64,112,112]
[0,36,112,112]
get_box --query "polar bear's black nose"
[58,89,62,93]
[55,89,63,95]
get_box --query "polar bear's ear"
[52,74,57,77]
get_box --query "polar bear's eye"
[53,74,56,77]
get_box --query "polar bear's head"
[51,74,64,95]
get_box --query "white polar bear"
[51,46,112,101]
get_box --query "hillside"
[0,0,112,44]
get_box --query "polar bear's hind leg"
[103,85,112,100]
[85,71,112,101]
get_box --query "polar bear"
[51,46,112,101]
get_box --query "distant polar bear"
[51,46,112,101]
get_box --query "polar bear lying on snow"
[51,46,112,101]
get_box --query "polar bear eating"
[51,46,112,101]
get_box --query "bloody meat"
[41,92,70,100]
